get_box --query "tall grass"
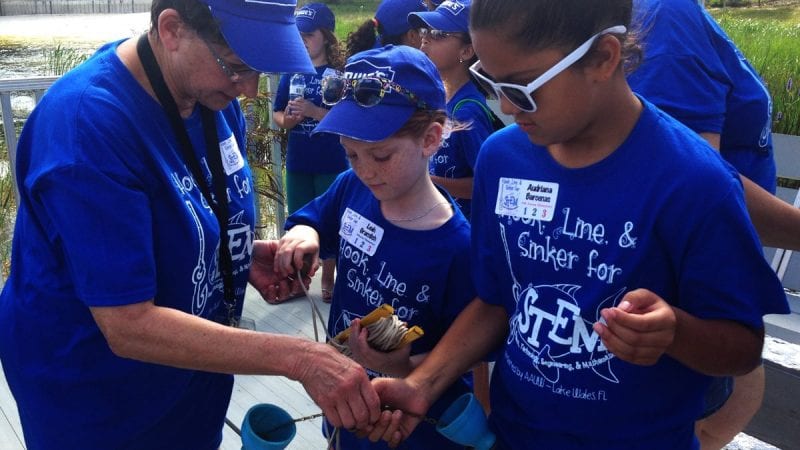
[711,7,800,135]
[43,42,89,76]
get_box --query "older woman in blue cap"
[275,45,476,449]
[345,0,428,57]
[0,1,381,449]
[273,2,348,303]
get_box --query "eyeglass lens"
[322,77,385,107]
[473,66,535,111]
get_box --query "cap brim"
[314,101,416,142]
[213,10,314,74]
[296,20,317,33]
[407,11,463,33]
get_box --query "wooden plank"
[0,362,24,450]
[220,281,330,449]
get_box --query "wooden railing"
[0,76,58,202]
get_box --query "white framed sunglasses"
[469,25,627,112]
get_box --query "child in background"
[275,45,475,450]
[345,0,427,57]
[409,0,493,220]
[368,0,789,449]
[273,2,348,302]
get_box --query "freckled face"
[341,135,430,202]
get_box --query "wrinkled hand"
[249,240,300,302]
[274,225,320,279]
[593,288,677,366]
[292,341,380,430]
[367,378,430,448]
[347,318,413,377]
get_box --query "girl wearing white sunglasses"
[368,0,788,449]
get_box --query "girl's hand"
[287,98,307,121]
[274,225,321,279]
[347,318,414,377]
[593,288,677,365]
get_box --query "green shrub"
[712,10,800,135]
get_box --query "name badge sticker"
[340,208,384,256]
[219,134,245,175]
[495,177,559,222]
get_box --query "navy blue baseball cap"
[314,45,445,142]
[408,0,470,33]
[375,0,427,37]
[295,2,336,33]
[201,0,315,74]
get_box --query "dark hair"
[394,109,447,139]
[345,19,406,58]
[320,28,346,71]
[150,0,226,45]
[471,0,642,72]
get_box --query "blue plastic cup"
[436,393,496,450]
[240,403,296,450]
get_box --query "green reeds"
[712,7,800,135]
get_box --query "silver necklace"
[384,201,451,222]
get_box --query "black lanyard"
[136,34,237,326]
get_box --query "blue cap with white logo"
[408,0,470,33]
[295,2,336,33]
[201,0,314,73]
[314,45,445,142]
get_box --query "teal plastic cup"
[436,393,496,450]
[240,403,296,450]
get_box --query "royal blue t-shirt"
[286,170,475,449]
[470,98,788,449]
[274,65,349,174]
[628,0,776,192]
[429,81,493,220]
[0,40,256,450]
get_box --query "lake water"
[0,13,149,78]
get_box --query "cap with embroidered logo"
[408,0,470,33]
[375,0,427,37]
[200,0,314,74]
[295,2,336,33]
[314,45,445,142]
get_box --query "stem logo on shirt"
[498,221,626,399]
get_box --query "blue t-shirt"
[628,0,776,192]
[285,170,475,449]
[274,65,349,174]
[0,40,256,450]
[470,99,788,450]
[429,81,493,220]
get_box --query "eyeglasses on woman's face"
[419,28,460,41]
[321,76,428,109]
[469,25,627,112]
[201,37,261,83]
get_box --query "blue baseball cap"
[201,0,315,74]
[408,0,470,33]
[375,0,427,37]
[314,45,445,142]
[295,2,335,33]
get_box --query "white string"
[331,315,410,356]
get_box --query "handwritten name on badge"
[495,178,559,221]
[340,208,384,257]
[220,135,245,175]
